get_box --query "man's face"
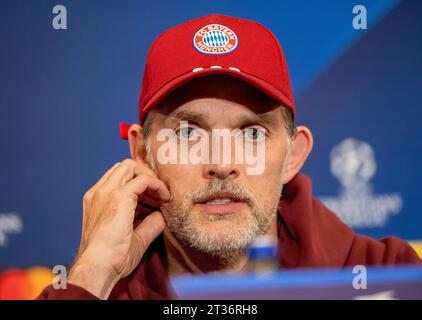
[145,75,290,257]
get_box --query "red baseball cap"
[120,14,295,139]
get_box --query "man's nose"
[202,163,240,180]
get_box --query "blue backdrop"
[1,0,421,268]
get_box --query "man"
[39,14,420,300]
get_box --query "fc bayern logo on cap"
[193,24,238,55]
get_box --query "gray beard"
[160,180,282,260]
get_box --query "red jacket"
[38,173,421,299]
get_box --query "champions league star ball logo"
[193,24,238,55]
[331,138,376,195]
[320,138,402,228]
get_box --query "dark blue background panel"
[0,0,420,268]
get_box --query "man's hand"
[68,159,170,299]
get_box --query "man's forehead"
[159,101,282,129]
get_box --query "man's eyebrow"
[164,110,208,125]
[236,112,280,128]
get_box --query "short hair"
[141,110,154,139]
[280,106,297,141]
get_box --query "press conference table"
[170,266,422,300]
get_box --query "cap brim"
[141,68,294,123]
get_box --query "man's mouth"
[194,192,247,215]
[203,198,236,204]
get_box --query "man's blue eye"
[179,127,196,140]
[245,128,265,141]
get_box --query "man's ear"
[128,124,147,163]
[282,126,313,184]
